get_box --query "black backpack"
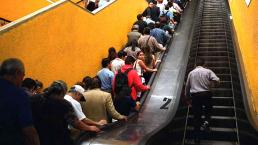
[114,68,133,99]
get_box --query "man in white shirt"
[111,50,126,73]
[64,85,106,136]
[185,57,220,143]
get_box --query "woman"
[134,51,157,84]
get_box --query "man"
[22,78,37,96]
[150,1,161,22]
[64,85,105,138]
[82,77,127,122]
[134,14,148,34]
[31,80,100,145]
[113,56,150,101]
[150,22,171,46]
[64,85,106,126]
[127,24,142,45]
[138,27,166,55]
[111,50,126,73]
[97,58,114,93]
[0,58,40,145]
[185,57,220,143]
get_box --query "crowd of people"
[0,0,189,145]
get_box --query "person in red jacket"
[113,56,150,101]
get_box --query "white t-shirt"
[64,95,86,121]
[111,58,125,73]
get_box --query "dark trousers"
[191,91,212,137]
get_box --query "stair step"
[189,106,235,117]
[207,67,230,74]
[184,140,237,145]
[192,47,228,52]
[185,127,238,141]
[204,61,230,67]
[198,43,227,47]
[199,35,227,39]
[187,115,236,128]
[217,74,231,81]
[196,51,228,57]
[199,38,226,42]
[200,56,229,62]
[212,97,234,106]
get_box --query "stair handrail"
[0,0,67,33]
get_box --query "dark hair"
[82,76,92,90]
[43,80,67,98]
[196,57,205,66]
[125,56,135,65]
[35,80,43,89]
[0,58,24,76]
[153,1,157,4]
[148,22,155,29]
[90,77,101,89]
[165,5,170,10]
[22,78,36,90]
[144,48,153,66]
[108,47,117,61]
[117,50,126,58]
[86,1,96,11]
[131,39,138,51]
[137,14,143,20]
[143,27,151,35]
[136,51,143,57]
[167,1,173,7]
[101,58,110,68]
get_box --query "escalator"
[147,0,258,145]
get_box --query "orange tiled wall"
[229,0,258,113]
[0,0,51,21]
[0,0,147,88]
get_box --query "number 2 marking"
[160,97,172,109]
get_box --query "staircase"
[181,0,258,144]
[184,0,238,144]
[146,0,258,145]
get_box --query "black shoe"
[201,121,210,132]
[194,137,200,144]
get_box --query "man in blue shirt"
[0,58,40,145]
[97,58,114,93]
[150,22,171,46]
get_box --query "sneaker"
[201,121,210,132]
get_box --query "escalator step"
[212,97,233,106]
[189,106,235,117]
[196,51,228,56]
[187,115,236,128]
[184,140,237,145]
[217,74,231,81]
[185,127,237,141]
[208,67,230,74]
